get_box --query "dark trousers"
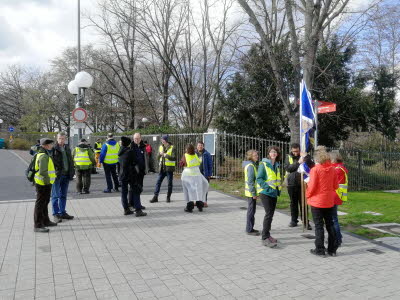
[103,163,119,190]
[288,185,302,223]
[260,194,277,240]
[51,175,70,216]
[332,205,343,244]
[128,172,145,209]
[154,171,173,196]
[76,169,91,192]
[246,197,256,233]
[121,180,142,210]
[34,184,52,228]
[311,206,338,253]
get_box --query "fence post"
[357,150,362,191]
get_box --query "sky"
[0,0,380,72]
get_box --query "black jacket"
[285,153,301,187]
[52,142,74,178]
[118,146,138,182]
[130,141,149,174]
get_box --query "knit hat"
[162,135,169,142]
[40,138,54,146]
[120,136,131,147]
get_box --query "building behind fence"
[87,132,400,192]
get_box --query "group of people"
[244,143,348,256]
[32,132,214,232]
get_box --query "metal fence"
[10,131,395,192]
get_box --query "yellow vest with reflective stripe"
[94,142,102,153]
[104,143,120,164]
[159,145,175,167]
[34,153,56,185]
[257,162,281,193]
[284,155,294,179]
[244,163,258,197]
[74,147,92,166]
[336,166,348,201]
[185,153,200,168]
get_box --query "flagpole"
[314,93,318,148]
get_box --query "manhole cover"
[367,248,384,255]
[301,234,315,239]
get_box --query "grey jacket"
[243,160,258,197]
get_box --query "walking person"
[243,149,260,236]
[118,136,147,217]
[195,141,213,207]
[257,146,282,248]
[150,135,176,203]
[51,132,75,223]
[330,151,348,247]
[72,139,96,194]
[94,138,102,168]
[129,133,147,215]
[180,144,209,212]
[33,138,57,232]
[307,149,339,257]
[100,133,120,193]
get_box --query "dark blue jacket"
[100,139,118,165]
[196,149,213,178]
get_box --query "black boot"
[196,201,204,212]
[135,210,147,217]
[184,201,194,213]
[124,208,133,215]
[166,194,171,203]
[150,195,158,203]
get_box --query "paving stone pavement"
[0,191,399,300]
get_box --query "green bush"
[9,138,31,150]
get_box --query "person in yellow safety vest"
[94,138,102,168]
[256,146,282,248]
[100,133,120,193]
[33,138,57,233]
[150,135,176,203]
[243,149,260,236]
[330,151,349,247]
[180,144,209,212]
[72,139,96,194]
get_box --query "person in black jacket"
[51,132,75,223]
[118,136,147,217]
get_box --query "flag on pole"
[300,80,315,153]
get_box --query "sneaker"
[140,206,146,210]
[150,195,158,203]
[310,249,326,257]
[124,209,133,216]
[45,221,58,227]
[54,215,63,223]
[327,251,337,257]
[184,207,193,213]
[135,210,147,217]
[83,191,90,194]
[289,222,298,227]
[34,227,49,233]
[61,213,74,220]
[166,196,171,203]
[103,189,112,193]
[247,230,260,236]
[262,238,277,248]
[268,236,278,243]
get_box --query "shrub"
[9,138,31,150]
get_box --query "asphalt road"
[0,149,182,202]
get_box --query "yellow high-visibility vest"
[159,145,175,167]
[104,143,120,164]
[34,153,56,185]
[284,155,294,180]
[94,142,102,153]
[244,163,258,197]
[74,147,92,166]
[336,166,348,201]
[185,153,200,168]
[257,162,281,193]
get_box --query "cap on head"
[107,133,113,139]
[120,136,132,147]
[80,138,87,143]
[40,138,54,146]
[162,135,169,142]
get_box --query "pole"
[77,0,82,140]
[313,92,318,148]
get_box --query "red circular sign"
[72,108,88,122]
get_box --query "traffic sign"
[8,126,14,132]
[72,108,88,122]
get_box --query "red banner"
[317,101,336,114]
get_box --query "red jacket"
[332,163,348,205]
[306,162,339,208]
[145,144,153,155]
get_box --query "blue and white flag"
[300,80,315,152]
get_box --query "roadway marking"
[9,150,29,166]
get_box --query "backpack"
[26,153,38,182]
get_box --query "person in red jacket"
[306,149,339,257]
[330,152,348,247]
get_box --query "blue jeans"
[332,205,343,244]
[51,175,70,216]
[154,171,173,196]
